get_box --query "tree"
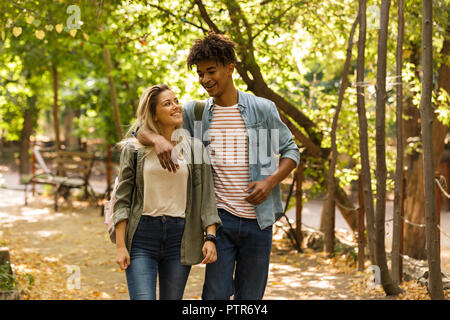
[419,0,445,300]
[356,0,376,265]
[96,1,123,139]
[51,64,61,151]
[399,1,449,260]
[391,0,405,285]
[323,14,359,256]
[374,0,402,295]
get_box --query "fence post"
[435,171,441,251]
[295,160,303,247]
[357,173,365,271]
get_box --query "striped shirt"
[209,104,256,219]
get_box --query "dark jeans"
[202,209,273,300]
[125,215,191,300]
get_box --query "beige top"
[142,148,188,218]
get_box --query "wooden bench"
[24,146,96,211]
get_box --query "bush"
[0,262,17,291]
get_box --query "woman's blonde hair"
[118,84,180,150]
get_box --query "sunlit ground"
[0,186,447,300]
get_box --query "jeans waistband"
[218,208,240,219]
[140,215,185,223]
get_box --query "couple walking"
[112,32,300,300]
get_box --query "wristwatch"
[131,122,144,138]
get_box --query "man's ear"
[227,63,235,75]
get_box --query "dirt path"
[0,188,387,300]
[9,185,445,299]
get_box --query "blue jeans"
[202,209,273,300]
[125,215,191,300]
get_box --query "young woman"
[113,84,221,300]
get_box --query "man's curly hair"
[187,32,237,70]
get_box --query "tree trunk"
[319,170,359,233]
[52,64,61,151]
[63,107,81,150]
[375,0,402,295]
[403,29,450,259]
[103,44,123,139]
[419,0,445,300]
[356,0,376,265]
[19,95,38,177]
[402,41,426,258]
[391,0,405,285]
[323,14,359,256]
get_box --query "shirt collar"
[207,89,247,110]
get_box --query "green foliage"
[0,0,449,197]
[0,262,17,291]
[435,88,450,126]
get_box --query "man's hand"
[153,135,180,173]
[245,158,297,205]
[244,178,276,205]
[137,125,179,173]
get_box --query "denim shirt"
[182,89,300,230]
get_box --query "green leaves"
[0,0,448,196]
[0,262,17,291]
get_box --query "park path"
[2,167,442,300]
[286,199,450,276]
[0,185,386,300]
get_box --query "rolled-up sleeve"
[199,144,222,231]
[113,144,135,227]
[268,102,300,166]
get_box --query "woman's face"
[154,89,183,128]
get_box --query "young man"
[136,32,300,300]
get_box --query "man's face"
[196,60,234,99]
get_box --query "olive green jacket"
[113,137,221,265]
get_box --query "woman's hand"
[116,246,130,270]
[201,241,217,264]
